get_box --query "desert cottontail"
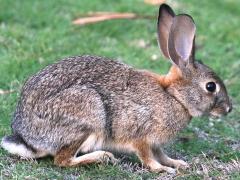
[1,4,232,173]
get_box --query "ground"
[0,0,239,179]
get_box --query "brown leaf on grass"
[0,89,14,95]
[144,0,166,5]
[73,12,137,25]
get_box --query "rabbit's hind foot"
[54,148,117,167]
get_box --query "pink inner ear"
[175,32,193,61]
[169,15,196,64]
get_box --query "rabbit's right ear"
[168,15,196,69]
[157,4,175,59]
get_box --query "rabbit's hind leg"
[54,133,117,167]
[54,143,117,167]
[69,151,116,166]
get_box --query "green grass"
[0,0,239,179]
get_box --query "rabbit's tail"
[1,134,36,158]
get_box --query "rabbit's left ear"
[157,4,175,59]
[168,14,196,68]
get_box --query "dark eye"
[206,82,216,92]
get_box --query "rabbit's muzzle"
[209,101,232,118]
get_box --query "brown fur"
[152,146,188,168]
[54,145,78,167]
[132,140,177,173]
[133,140,152,165]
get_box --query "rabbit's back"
[22,55,131,101]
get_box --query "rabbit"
[1,4,232,174]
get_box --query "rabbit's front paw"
[172,159,189,170]
[151,166,176,174]
[148,160,176,174]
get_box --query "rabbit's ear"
[157,4,175,59]
[168,14,196,68]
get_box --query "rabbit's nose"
[225,101,232,113]
[226,106,232,113]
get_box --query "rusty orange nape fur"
[144,65,182,88]
[161,65,183,87]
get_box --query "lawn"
[0,0,239,179]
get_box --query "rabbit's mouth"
[209,112,222,119]
[209,108,228,119]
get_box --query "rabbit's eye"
[206,82,216,92]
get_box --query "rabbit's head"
[157,4,232,118]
